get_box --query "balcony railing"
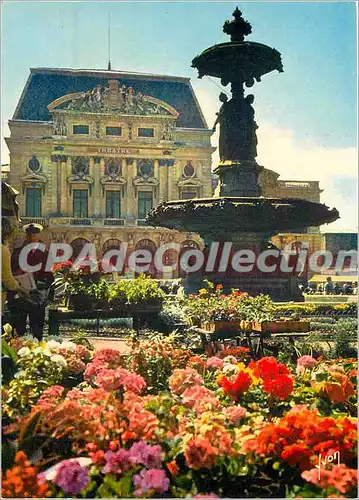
[104,218,125,226]
[19,217,154,228]
[20,217,49,227]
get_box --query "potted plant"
[108,274,165,312]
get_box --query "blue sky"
[1,1,357,230]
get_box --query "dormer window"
[138,127,154,138]
[73,125,89,135]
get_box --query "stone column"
[159,162,167,202]
[127,159,137,218]
[153,159,159,204]
[167,161,174,200]
[99,158,106,215]
[60,156,70,215]
[51,156,59,214]
[92,157,101,216]
[121,158,127,217]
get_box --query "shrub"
[331,318,358,358]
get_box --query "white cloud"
[195,86,358,232]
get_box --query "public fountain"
[147,7,339,300]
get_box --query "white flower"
[46,340,61,350]
[50,354,67,368]
[33,346,42,355]
[3,323,13,336]
[222,363,239,376]
[60,341,77,352]
[223,355,238,365]
[18,347,31,357]
[42,349,52,357]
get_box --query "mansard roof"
[13,67,208,129]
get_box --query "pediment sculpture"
[48,81,179,117]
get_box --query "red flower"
[263,374,293,400]
[281,444,312,470]
[219,371,252,401]
[256,357,290,379]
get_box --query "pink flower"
[302,464,357,494]
[225,405,247,425]
[75,344,92,362]
[169,367,204,395]
[133,468,169,496]
[129,441,163,469]
[103,449,132,474]
[194,495,219,498]
[84,360,105,382]
[118,369,146,394]
[92,348,123,367]
[52,459,89,495]
[182,385,221,413]
[95,368,123,391]
[66,356,86,375]
[206,357,224,370]
[39,385,64,400]
[297,355,317,369]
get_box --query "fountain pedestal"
[214,161,263,197]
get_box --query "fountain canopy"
[192,8,283,86]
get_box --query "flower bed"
[1,327,357,498]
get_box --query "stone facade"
[5,68,214,277]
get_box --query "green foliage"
[68,329,94,349]
[331,318,358,358]
[180,282,275,325]
[3,347,64,417]
[274,302,357,317]
[109,273,165,306]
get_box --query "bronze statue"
[213,91,258,162]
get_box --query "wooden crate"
[252,320,310,333]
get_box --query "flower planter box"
[201,321,240,334]
[239,320,254,331]
[94,299,110,310]
[252,320,310,333]
[68,294,92,311]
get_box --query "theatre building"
[6,66,325,277]
[5,67,214,276]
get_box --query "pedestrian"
[343,282,353,295]
[1,217,29,318]
[324,277,334,295]
[8,223,54,340]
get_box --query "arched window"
[135,238,157,253]
[102,239,122,270]
[102,239,122,254]
[135,239,157,277]
[70,237,90,259]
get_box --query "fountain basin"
[147,197,339,240]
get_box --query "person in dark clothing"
[8,223,54,340]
